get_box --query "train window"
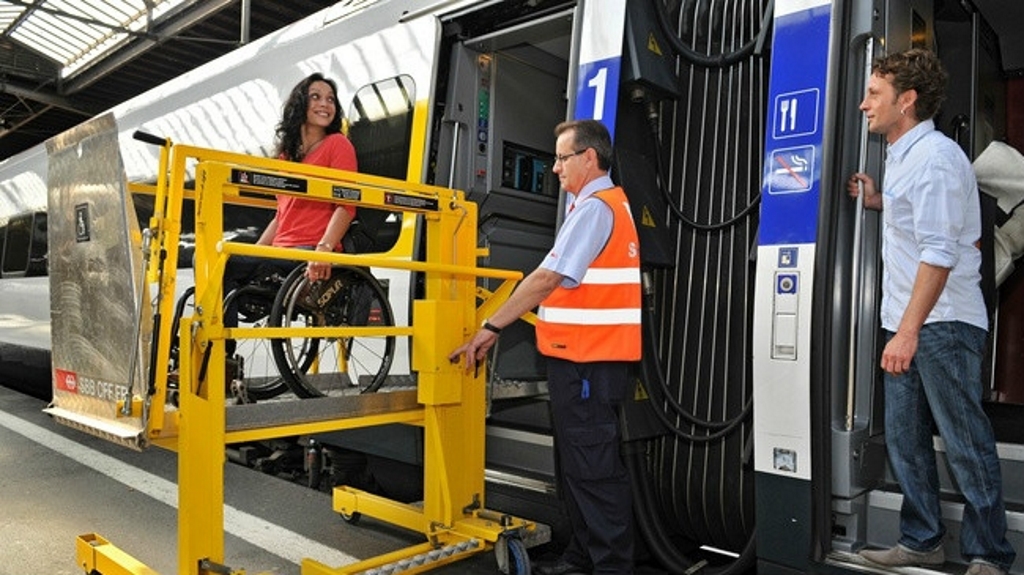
[2,212,33,277]
[27,211,47,276]
[345,75,416,253]
[348,75,415,180]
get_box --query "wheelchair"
[168,262,395,401]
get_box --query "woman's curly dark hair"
[275,72,343,161]
[872,49,948,121]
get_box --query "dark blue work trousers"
[547,357,634,575]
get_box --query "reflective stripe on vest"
[536,187,641,362]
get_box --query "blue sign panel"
[573,1,626,140]
[576,57,622,139]
[759,4,832,246]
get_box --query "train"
[2,0,1024,573]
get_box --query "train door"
[754,0,1024,573]
[431,2,575,498]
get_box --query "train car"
[2,0,1024,573]
[753,1,1024,575]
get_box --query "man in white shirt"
[848,48,1015,575]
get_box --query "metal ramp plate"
[44,113,150,450]
[225,388,421,433]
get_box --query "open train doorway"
[434,1,574,500]
[319,2,577,535]
[438,4,570,379]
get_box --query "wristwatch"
[481,320,502,334]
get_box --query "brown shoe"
[860,544,945,567]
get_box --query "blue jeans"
[884,322,1015,569]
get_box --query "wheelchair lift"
[46,115,545,575]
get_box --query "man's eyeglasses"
[554,149,586,164]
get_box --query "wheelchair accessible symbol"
[768,145,814,194]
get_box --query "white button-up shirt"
[880,119,988,332]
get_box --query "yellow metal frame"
[80,140,538,574]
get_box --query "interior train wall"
[993,77,1024,404]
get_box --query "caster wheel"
[496,535,529,575]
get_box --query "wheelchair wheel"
[225,285,290,400]
[168,284,289,401]
[270,264,395,397]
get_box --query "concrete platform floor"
[0,384,521,575]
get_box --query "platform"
[0,384,515,575]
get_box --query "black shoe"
[533,557,588,575]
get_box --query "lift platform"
[45,114,547,575]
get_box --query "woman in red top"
[223,73,358,350]
[255,72,357,280]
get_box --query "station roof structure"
[0,0,357,160]
[3,0,1022,163]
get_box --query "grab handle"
[845,34,875,432]
[132,130,168,147]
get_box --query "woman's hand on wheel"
[306,261,331,282]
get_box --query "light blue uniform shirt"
[540,175,615,288]
[880,119,988,332]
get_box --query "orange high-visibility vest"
[536,187,642,362]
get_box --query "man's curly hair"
[872,49,948,121]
